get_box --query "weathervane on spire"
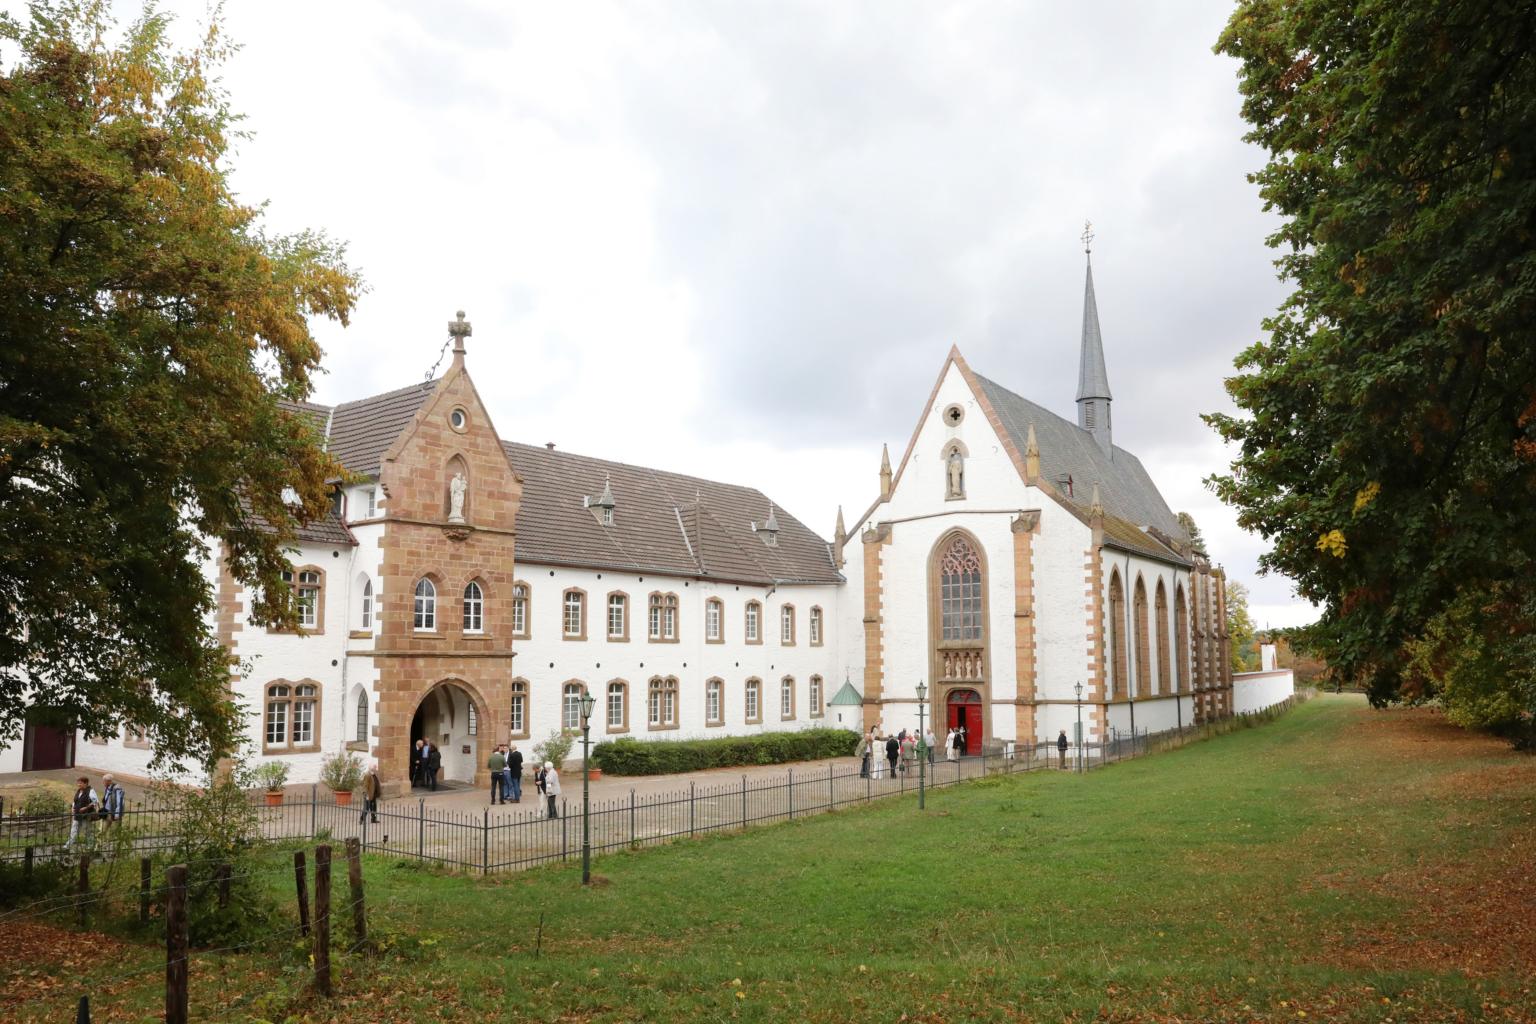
[1081,219,1094,256]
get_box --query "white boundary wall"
[1232,669,1295,715]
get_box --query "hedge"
[591,728,861,776]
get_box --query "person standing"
[900,732,916,774]
[1057,729,1070,770]
[884,734,900,778]
[956,725,968,757]
[424,740,441,792]
[488,745,507,804]
[924,728,936,766]
[856,733,870,778]
[506,744,523,803]
[542,761,561,818]
[945,728,958,762]
[410,739,424,788]
[66,776,99,850]
[360,763,381,823]
[100,774,125,828]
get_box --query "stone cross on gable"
[1081,220,1094,255]
[449,310,472,354]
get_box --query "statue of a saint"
[448,472,467,523]
[946,449,964,498]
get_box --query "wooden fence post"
[345,837,367,952]
[23,845,33,880]
[139,857,151,923]
[312,845,332,996]
[75,854,89,928]
[75,994,90,1023]
[293,850,310,937]
[165,863,189,1024]
[216,862,231,908]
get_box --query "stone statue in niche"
[448,471,467,524]
[946,448,965,499]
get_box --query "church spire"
[1075,222,1113,456]
[879,443,893,502]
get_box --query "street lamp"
[915,679,928,810]
[578,690,597,885]
[1074,681,1084,774]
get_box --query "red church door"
[946,689,983,755]
[23,719,74,771]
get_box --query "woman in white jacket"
[542,761,561,819]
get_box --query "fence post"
[560,807,568,861]
[75,854,89,928]
[688,782,695,837]
[24,845,33,881]
[165,863,188,1024]
[417,799,425,860]
[139,857,152,923]
[216,862,231,908]
[740,775,747,827]
[345,837,367,952]
[313,845,332,996]
[482,808,489,874]
[788,769,794,820]
[293,850,310,937]
[829,763,834,810]
[75,994,89,1024]
[629,789,636,847]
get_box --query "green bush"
[592,728,860,775]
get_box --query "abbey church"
[7,253,1235,792]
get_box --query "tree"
[1210,1,1536,732]
[1225,580,1259,673]
[0,2,360,769]
[1175,511,1207,555]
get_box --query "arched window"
[562,682,586,731]
[355,691,368,743]
[1107,570,1127,699]
[745,601,762,644]
[809,607,823,646]
[647,676,678,729]
[780,676,795,719]
[510,678,529,737]
[263,680,321,753]
[705,598,724,643]
[606,680,628,732]
[647,593,678,642]
[463,581,484,634]
[1155,581,1171,697]
[1134,577,1151,698]
[780,605,796,645]
[563,588,586,640]
[705,678,724,726]
[359,578,373,631]
[413,578,437,631]
[607,592,629,640]
[744,677,762,724]
[276,566,325,633]
[511,582,530,639]
[663,594,678,640]
[1174,585,1189,693]
[809,675,823,718]
[938,536,982,641]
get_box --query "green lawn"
[7,694,1535,1022]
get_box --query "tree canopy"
[1211,0,1536,741]
[0,1,360,768]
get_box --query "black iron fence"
[2,730,1153,875]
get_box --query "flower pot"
[585,769,603,782]
[333,789,353,806]
[264,791,283,807]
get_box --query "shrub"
[19,788,69,819]
[532,729,576,768]
[252,760,290,792]
[320,751,363,792]
[592,728,860,775]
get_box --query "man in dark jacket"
[1057,729,1070,769]
[884,735,900,778]
[360,763,381,823]
[425,741,441,791]
[506,744,524,803]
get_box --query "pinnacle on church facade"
[1075,224,1113,456]
[879,443,893,502]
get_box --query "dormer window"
[753,505,781,547]
[586,475,617,527]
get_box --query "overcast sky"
[25,1,1315,627]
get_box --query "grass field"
[5,694,1534,1022]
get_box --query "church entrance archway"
[408,681,484,790]
[946,689,983,755]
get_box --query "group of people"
[856,724,978,778]
[485,744,562,819]
[65,774,126,850]
[409,738,442,791]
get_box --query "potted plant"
[320,751,364,806]
[253,761,290,806]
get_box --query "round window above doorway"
[449,407,468,432]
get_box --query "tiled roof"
[503,442,842,586]
[236,494,354,548]
[972,372,1191,565]
[328,380,439,478]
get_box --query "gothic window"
[510,678,529,737]
[647,676,678,729]
[705,678,724,726]
[744,677,762,724]
[1108,571,1127,699]
[512,582,529,639]
[607,592,629,640]
[1174,585,1190,693]
[938,536,983,641]
[706,598,723,642]
[355,691,368,743]
[1155,581,1171,697]
[780,676,795,719]
[467,702,478,737]
[463,581,484,634]
[563,588,586,640]
[809,606,823,646]
[1134,577,1152,698]
[780,604,796,646]
[413,578,437,632]
[359,578,373,631]
[606,680,628,732]
[809,675,823,718]
[745,601,762,644]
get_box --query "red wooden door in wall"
[946,689,983,754]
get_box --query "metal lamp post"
[1074,681,1084,773]
[579,691,597,885]
[915,679,928,810]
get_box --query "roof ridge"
[333,378,439,412]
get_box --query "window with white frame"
[648,594,662,640]
[512,583,529,638]
[413,578,436,631]
[607,680,627,731]
[745,678,761,723]
[364,487,377,519]
[647,676,678,728]
[265,685,288,748]
[780,605,795,645]
[463,581,484,633]
[292,683,316,744]
[706,599,722,642]
[563,683,584,730]
[510,679,528,737]
[810,606,822,646]
[360,579,373,631]
[279,568,323,630]
[264,681,320,753]
[810,675,823,717]
[563,590,585,638]
[780,676,795,719]
[745,601,761,643]
[706,678,723,725]
[607,593,627,640]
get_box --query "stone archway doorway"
[946,688,983,755]
[409,681,484,790]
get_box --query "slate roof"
[328,380,438,478]
[502,442,841,586]
[972,372,1191,564]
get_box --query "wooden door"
[24,722,74,771]
[946,689,982,754]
